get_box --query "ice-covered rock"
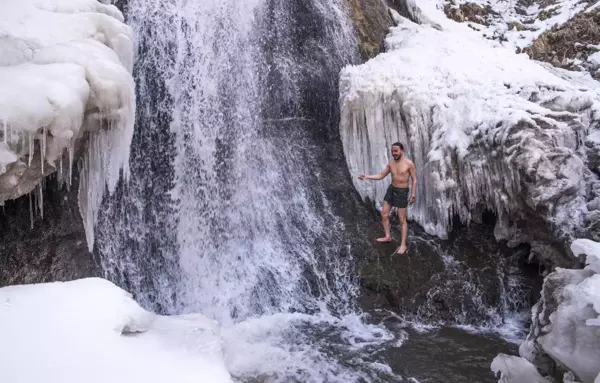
[491,354,550,383]
[0,278,233,383]
[339,0,600,264]
[0,0,135,250]
[516,238,600,382]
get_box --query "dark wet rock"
[357,215,542,326]
[0,173,100,287]
[586,134,600,176]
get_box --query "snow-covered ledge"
[491,238,600,383]
[0,0,135,249]
[339,0,600,264]
[0,278,233,383]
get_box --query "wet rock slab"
[356,213,542,325]
[0,174,100,287]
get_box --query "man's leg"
[396,208,408,254]
[377,201,392,242]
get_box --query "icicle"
[28,132,33,166]
[68,137,73,186]
[59,153,63,178]
[41,126,46,175]
[39,182,44,220]
[2,119,5,144]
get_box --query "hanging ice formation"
[0,0,135,249]
[339,3,600,263]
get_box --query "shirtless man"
[359,142,417,255]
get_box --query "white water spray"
[96,0,404,381]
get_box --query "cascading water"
[96,0,402,381]
[98,0,356,316]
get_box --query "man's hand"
[358,175,367,180]
[409,195,416,205]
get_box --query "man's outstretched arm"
[408,162,417,204]
[359,164,390,181]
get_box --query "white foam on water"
[222,312,403,382]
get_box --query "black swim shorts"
[384,185,409,208]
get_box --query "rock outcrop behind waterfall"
[0,0,135,251]
[492,238,600,383]
[339,0,600,266]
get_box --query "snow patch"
[589,51,600,67]
[0,278,232,383]
[0,0,135,249]
[339,3,600,253]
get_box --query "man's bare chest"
[390,164,410,176]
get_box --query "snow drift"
[0,0,135,249]
[0,278,232,383]
[339,0,600,264]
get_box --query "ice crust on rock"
[339,1,600,262]
[0,0,135,249]
[513,238,600,383]
[0,278,233,383]
[491,354,550,383]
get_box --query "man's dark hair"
[391,142,404,150]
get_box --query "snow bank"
[0,278,232,383]
[339,1,600,260]
[510,238,600,383]
[0,0,135,249]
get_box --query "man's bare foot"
[376,237,392,243]
[396,245,408,255]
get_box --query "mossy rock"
[345,0,394,61]
[524,8,600,75]
[443,2,498,26]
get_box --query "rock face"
[346,0,394,60]
[339,1,600,267]
[0,174,100,286]
[524,9,600,79]
[359,218,540,328]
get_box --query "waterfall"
[94,0,403,381]
[97,0,358,319]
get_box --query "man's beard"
[392,154,402,160]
